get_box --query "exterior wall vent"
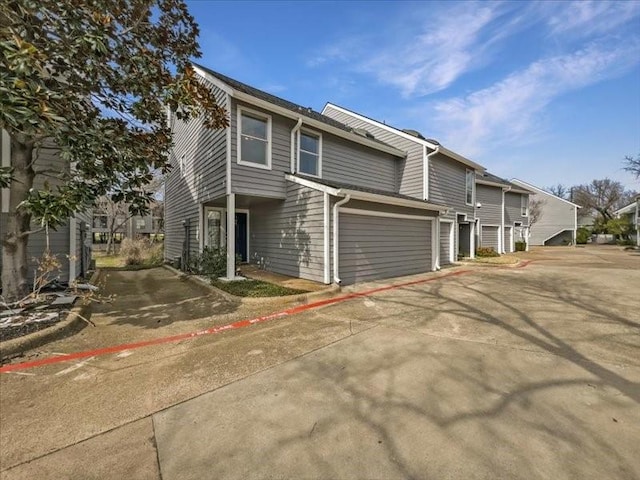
[402,129,426,139]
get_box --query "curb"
[0,270,101,362]
[162,263,341,305]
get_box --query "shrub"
[120,238,144,265]
[475,247,499,257]
[118,238,163,267]
[576,227,590,245]
[188,247,241,277]
[515,241,527,252]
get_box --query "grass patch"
[471,255,520,265]
[211,279,308,297]
[94,254,125,268]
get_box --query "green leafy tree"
[1,0,228,299]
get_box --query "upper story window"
[238,107,271,169]
[298,130,322,177]
[465,169,474,205]
[521,195,529,216]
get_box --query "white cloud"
[547,0,640,37]
[427,40,640,156]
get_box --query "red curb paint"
[1,269,474,374]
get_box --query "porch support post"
[226,193,235,280]
[470,220,476,259]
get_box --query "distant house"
[474,172,532,253]
[1,131,92,285]
[92,201,163,251]
[614,196,640,246]
[510,179,581,246]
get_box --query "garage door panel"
[481,226,500,251]
[440,221,453,265]
[339,213,431,285]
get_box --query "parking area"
[1,246,639,479]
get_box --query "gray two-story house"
[165,66,450,285]
[511,179,580,246]
[321,104,485,265]
[475,172,532,253]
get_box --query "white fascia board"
[614,202,637,215]
[476,179,509,188]
[192,66,234,95]
[337,189,447,212]
[511,178,582,208]
[322,103,486,172]
[231,93,406,158]
[285,174,341,196]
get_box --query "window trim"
[297,128,322,178]
[465,169,475,206]
[237,106,272,170]
[521,195,529,217]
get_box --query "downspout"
[290,117,303,174]
[332,194,351,284]
[424,146,440,200]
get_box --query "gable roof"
[322,102,485,172]
[511,178,581,207]
[192,64,406,158]
[476,172,533,193]
[287,174,448,212]
[614,198,640,216]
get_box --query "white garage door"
[339,213,432,285]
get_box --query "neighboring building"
[474,172,532,253]
[614,196,640,246]
[166,66,458,285]
[510,179,580,246]
[92,202,163,251]
[1,131,92,285]
[321,103,485,265]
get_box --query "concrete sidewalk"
[2,247,639,479]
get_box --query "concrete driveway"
[1,246,639,479]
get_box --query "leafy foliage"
[475,247,500,258]
[1,0,228,224]
[576,227,590,244]
[515,241,527,252]
[188,247,240,278]
[210,279,308,298]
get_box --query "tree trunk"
[1,136,35,301]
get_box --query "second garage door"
[339,213,432,285]
[481,225,500,252]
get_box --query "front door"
[458,223,471,257]
[235,212,248,262]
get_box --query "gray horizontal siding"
[250,182,325,283]
[524,191,577,246]
[322,105,423,198]
[504,226,513,253]
[165,80,228,262]
[430,153,474,221]
[476,184,502,225]
[439,220,453,265]
[338,213,431,285]
[321,135,397,192]
[504,192,529,226]
[480,225,500,251]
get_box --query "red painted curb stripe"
[0,269,473,373]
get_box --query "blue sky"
[190,0,640,191]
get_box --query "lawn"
[93,253,126,268]
[211,279,308,297]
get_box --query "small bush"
[576,227,590,245]
[120,238,144,265]
[118,238,163,267]
[188,247,241,277]
[475,247,499,258]
[515,241,527,252]
[616,238,636,246]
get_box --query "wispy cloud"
[426,39,640,156]
[547,0,640,38]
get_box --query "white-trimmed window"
[179,153,185,176]
[521,195,529,216]
[465,169,474,205]
[298,130,321,177]
[238,107,271,169]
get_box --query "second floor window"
[298,131,321,177]
[238,108,271,169]
[521,195,529,216]
[465,169,474,205]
